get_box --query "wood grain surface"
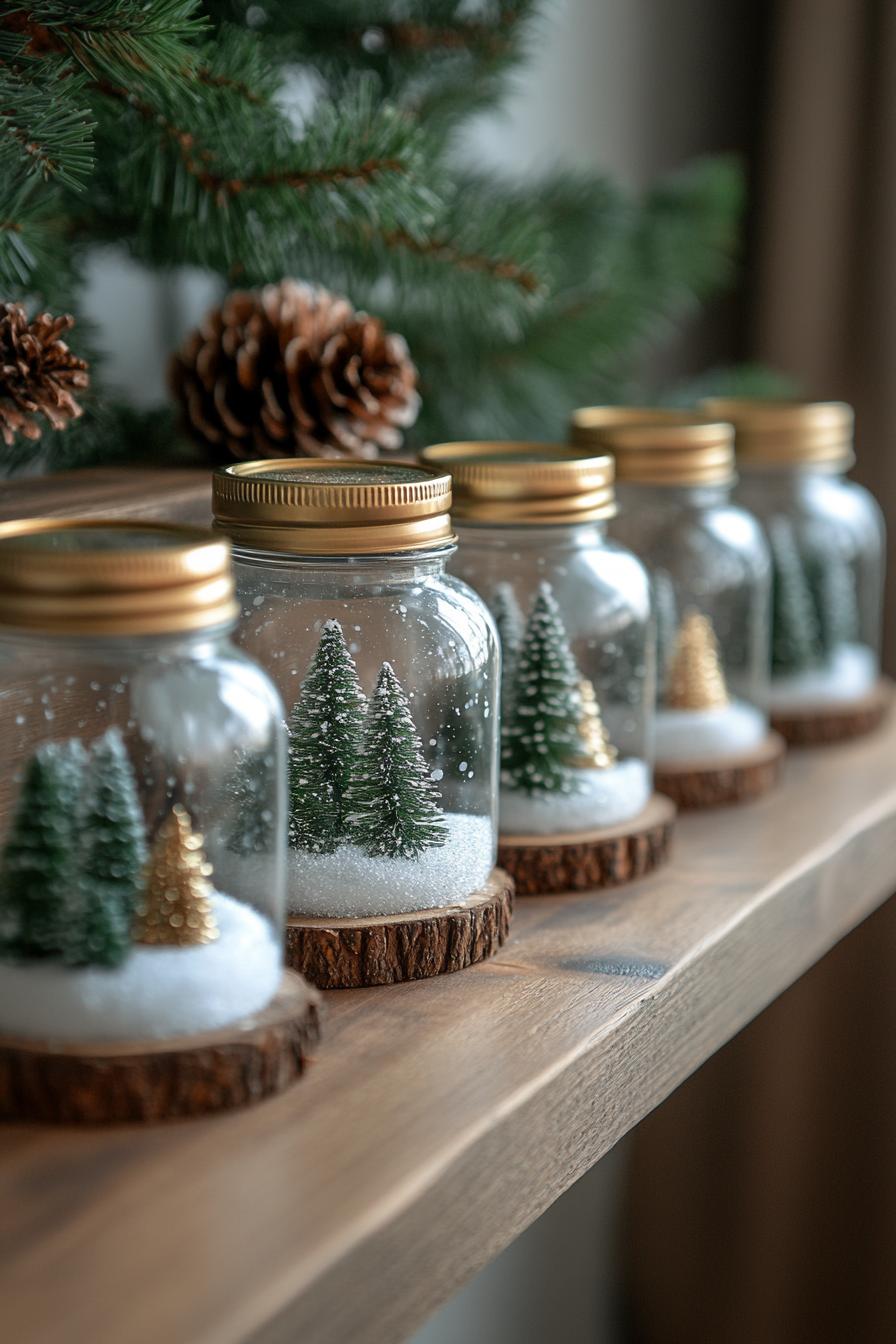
[498,792,675,893]
[654,731,786,810]
[2,715,896,1344]
[0,972,321,1125]
[285,869,514,988]
[771,678,891,745]
[0,467,212,526]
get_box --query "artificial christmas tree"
[806,547,859,657]
[0,739,86,960]
[70,728,148,966]
[288,619,367,854]
[346,662,447,860]
[570,678,618,769]
[501,583,583,797]
[652,572,679,701]
[134,805,219,947]
[1,2,752,473]
[225,748,275,857]
[664,611,729,712]
[768,519,822,677]
[491,582,525,710]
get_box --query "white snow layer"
[0,893,281,1043]
[499,757,651,836]
[654,699,767,764]
[287,811,494,918]
[768,643,878,710]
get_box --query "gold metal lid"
[699,399,855,469]
[569,407,734,486]
[418,442,616,524]
[0,519,237,636]
[213,459,455,554]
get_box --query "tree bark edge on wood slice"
[285,868,514,990]
[770,679,891,746]
[498,793,675,897]
[654,731,786,811]
[0,970,320,1125]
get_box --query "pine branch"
[395,161,746,444]
[206,1,542,129]
[380,227,541,295]
[1,2,207,78]
[85,73,442,275]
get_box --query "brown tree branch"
[93,80,406,199]
[382,228,542,295]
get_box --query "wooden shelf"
[2,715,895,1344]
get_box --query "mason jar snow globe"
[0,519,295,1110]
[213,458,507,984]
[570,408,779,808]
[703,399,886,743]
[419,441,671,894]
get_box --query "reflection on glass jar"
[213,460,499,919]
[0,520,286,1043]
[419,443,654,837]
[703,399,884,712]
[571,409,771,767]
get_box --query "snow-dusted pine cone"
[0,304,88,448]
[170,280,421,463]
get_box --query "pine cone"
[170,280,421,463]
[0,304,89,448]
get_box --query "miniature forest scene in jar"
[419,443,656,839]
[571,410,774,796]
[213,460,500,922]
[0,521,287,1045]
[704,400,885,728]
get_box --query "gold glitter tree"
[664,611,729,711]
[570,678,618,769]
[134,805,219,947]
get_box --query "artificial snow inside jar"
[702,399,887,744]
[419,442,673,895]
[570,409,781,809]
[0,520,317,1124]
[213,459,510,986]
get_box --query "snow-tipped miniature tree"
[69,728,147,967]
[226,747,275,857]
[806,547,859,657]
[769,519,822,676]
[491,582,525,707]
[0,739,87,960]
[501,583,583,796]
[652,570,679,700]
[288,619,367,854]
[346,662,447,860]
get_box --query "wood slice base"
[285,868,514,990]
[770,679,891,746]
[654,731,786,811]
[497,793,675,896]
[0,971,321,1125]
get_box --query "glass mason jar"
[212,460,499,919]
[570,409,771,766]
[0,520,285,1044]
[419,442,654,837]
[703,399,884,711]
